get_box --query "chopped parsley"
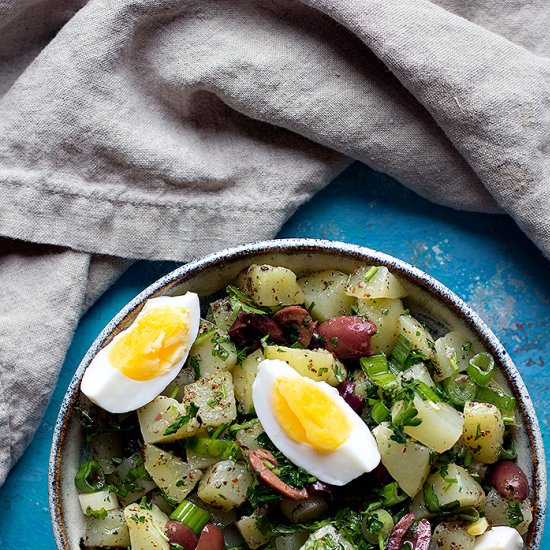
[164,403,199,436]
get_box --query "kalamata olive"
[386,512,416,550]
[166,520,198,550]
[228,312,286,350]
[491,461,529,501]
[272,306,317,347]
[196,523,224,550]
[317,316,377,360]
[337,380,365,411]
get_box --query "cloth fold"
[0,0,549,485]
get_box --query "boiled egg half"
[81,292,200,413]
[252,359,380,485]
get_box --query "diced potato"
[426,464,485,509]
[462,401,504,464]
[186,448,221,470]
[483,488,532,535]
[188,326,238,378]
[112,453,157,507]
[78,490,119,515]
[297,270,355,321]
[161,367,195,401]
[232,349,264,414]
[143,444,203,505]
[89,432,123,475]
[149,491,175,516]
[373,423,431,497]
[236,514,271,549]
[208,296,238,332]
[197,459,253,511]
[345,266,407,300]
[123,502,170,550]
[263,345,345,386]
[410,490,431,520]
[83,509,130,548]
[187,492,238,527]
[356,298,405,354]
[182,371,237,429]
[350,368,371,397]
[138,396,200,444]
[398,315,436,358]
[398,363,435,388]
[432,522,475,550]
[236,264,305,306]
[235,419,265,452]
[433,331,477,381]
[392,395,464,453]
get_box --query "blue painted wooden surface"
[0,162,548,548]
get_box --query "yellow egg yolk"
[108,305,190,381]
[271,376,352,451]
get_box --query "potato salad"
[76,264,531,550]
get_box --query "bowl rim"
[49,237,547,548]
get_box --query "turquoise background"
[0,162,548,548]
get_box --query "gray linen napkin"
[0,0,549,485]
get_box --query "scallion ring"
[467,352,495,387]
[444,375,477,408]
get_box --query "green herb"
[330,336,338,347]
[255,515,330,536]
[85,507,107,519]
[364,266,379,282]
[389,399,421,444]
[226,285,268,315]
[168,386,179,400]
[112,453,151,498]
[229,419,258,434]
[211,332,231,360]
[474,423,483,441]
[236,347,248,365]
[508,502,524,528]
[333,363,345,383]
[164,403,199,436]
[130,513,146,523]
[306,301,316,314]
[462,341,473,352]
[74,461,105,493]
[190,356,201,379]
[139,496,152,510]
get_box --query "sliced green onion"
[467,353,495,387]
[390,334,424,371]
[360,354,399,392]
[463,448,473,467]
[370,400,391,424]
[453,506,480,523]
[170,500,210,535]
[444,375,477,408]
[475,385,516,415]
[74,461,105,494]
[364,266,379,282]
[503,416,516,426]
[413,381,442,403]
[186,436,240,460]
[380,482,408,507]
[362,509,394,545]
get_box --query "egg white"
[81,292,200,413]
[252,359,380,486]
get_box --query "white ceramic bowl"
[49,239,546,548]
